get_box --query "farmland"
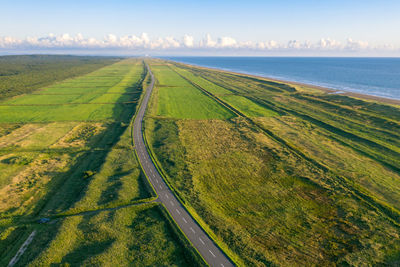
[150,65,234,119]
[145,59,400,266]
[0,55,120,100]
[0,57,201,266]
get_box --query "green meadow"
[0,55,120,100]
[145,59,400,266]
[0,60,144,123]
[151,64,234,119]
[0,57,203,266]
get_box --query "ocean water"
[164,57,400,100]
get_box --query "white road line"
[165,194,169,199]
[170,201,174,206]
[221,264,225,267]
[156,180,159,183]
[199,237,205,245]
[209,250,216,258]
[159,185,162,189]
[175,209,181,215]
[182,217,187,223]
[190,227,195,233]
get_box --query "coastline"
[168,60,400,106]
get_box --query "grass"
[145,59,400,266]
[0,59,144,123]
[62,123,151,214]
[150,64,235,119]
[3,204,199,267]
[219,95,278,117]
[170,65,278,117]
[0,55,120,100]
[0,58,206,266]
[0,104,134,123]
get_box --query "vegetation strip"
[0,101,137,106]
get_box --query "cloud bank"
[0,33,398,55]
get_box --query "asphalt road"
[133,63,234,267]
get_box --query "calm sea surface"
[164,57,400,100]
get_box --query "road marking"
[170,201,174,206]
[190,227,195,233]
[209,250,216,258]
[175,208,181,214]
[199,237,205,245]
[165,194,169,199]
[159,185,162,189]
[221,264,225,267]
[156,180,159,183]
[182,217,187,223]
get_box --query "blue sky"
[1,0,399,55]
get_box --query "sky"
[1,0,399,56]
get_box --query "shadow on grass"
[58,213,115,266]
[57,239,115,266]
[25,64,145,219]
[97,171,129,206]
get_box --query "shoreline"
[168,60,400,106]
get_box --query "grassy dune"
[145,59,400,266]
[0,58,203,266]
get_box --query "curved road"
[133,63,234,267]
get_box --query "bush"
[83,170,96,179]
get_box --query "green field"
[145,59,400,266]
[0,55,120,100]
[150,64,234,119]
[0,57,204,266]
[0,60,143,123]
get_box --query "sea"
[163,57,400,101]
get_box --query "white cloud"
[200,34,217,48]
[183,34,194,47]
[0,33,397,54]
[218,36,237,48]
[345,38,369,50]
[317,38,342,50]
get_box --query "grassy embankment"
[144,59,400,266]
[0,58,204,266]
